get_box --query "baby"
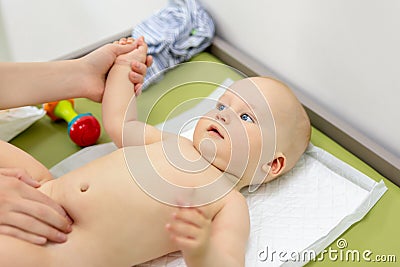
[0,38,310,267]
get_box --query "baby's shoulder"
[212,190,250,229]
[220,189,248,212]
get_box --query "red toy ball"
[68,113,101,147]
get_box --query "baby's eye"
[240,113,254,123]
[217,104,226,111]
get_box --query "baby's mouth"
[207,125,224,139]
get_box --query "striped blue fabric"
[132,0,215,89]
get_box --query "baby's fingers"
[166,220,200,240]
[170,235,199,252]
[174,208,210,228]
[166,217,209,255]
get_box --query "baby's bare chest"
[124,139,222,187]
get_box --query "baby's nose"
[216,110,230,124]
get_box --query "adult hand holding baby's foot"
[114,36,150,95]
[78,36,152,102]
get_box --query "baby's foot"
[114,37,148,66]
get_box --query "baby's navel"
[80,182,89,192]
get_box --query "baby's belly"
[40,149,178,267]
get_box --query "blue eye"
[241,113,254,123]
[217,104,226,111]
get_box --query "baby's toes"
[118,37,127,45]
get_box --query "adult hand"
[79,37,153,102]
[0,168,72,245]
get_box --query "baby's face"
[193,79,275,179]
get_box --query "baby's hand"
[166,207,212,259]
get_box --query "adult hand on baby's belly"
[0,169,72,245]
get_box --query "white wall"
[0,0,166,61]
[1,0,399,158]
[0,3,11,60]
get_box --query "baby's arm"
[166,192,250,267]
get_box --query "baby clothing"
[132,0,215,88]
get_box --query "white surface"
[50,82,387,267]
[0,106,45,141]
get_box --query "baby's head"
[193,77,311,189]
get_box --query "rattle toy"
[44,99,101,147]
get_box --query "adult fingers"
[16,182,72,233]
[0,177,68,222]
[14,196,72,235]
[134,84,142,96]
[130,61,147,76]
[0,225,47,245]
[129,71,144,86]
[0,178,71,243]
[0,211,68,243]
[146,55,153,68]
[0,168,40,188]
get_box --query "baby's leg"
[114,37,148,67]
[0,234,50,267]
[0,140,53,183]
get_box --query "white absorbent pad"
[0,106,45,141]
[50,79,387,267]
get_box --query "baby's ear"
[262,153,286,182]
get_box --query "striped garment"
[132,0,215,89]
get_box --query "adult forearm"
[0,60,85,109]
